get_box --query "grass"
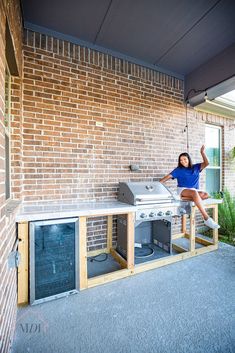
[200,228,234,246]
[213,190,235,246]
[217,234,234,246]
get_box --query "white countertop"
[188,198,223,207]
[15,200,136,221]
[15,198,223,222]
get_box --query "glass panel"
[206,169,220,194]
[34,222,76,300]
[205,126,220,166]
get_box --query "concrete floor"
[12,242,235,353]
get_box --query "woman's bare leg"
[180,189,209,220]
[198,191,209,200]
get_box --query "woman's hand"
[200,145,205,154]
[200,145,209,170]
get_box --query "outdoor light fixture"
[129,164,140,172]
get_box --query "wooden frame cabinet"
[17,202,219,305]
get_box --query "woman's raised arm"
[200,145,209,171]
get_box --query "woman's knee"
[181,189,198,198]
[203,192,209,200]
[199,192,209,200]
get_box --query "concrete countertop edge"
[15,198,223,222]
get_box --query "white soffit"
[195,97,235,119]
[215,89,235,108]
[194,78,235,119]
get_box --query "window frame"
[205,124,222,193]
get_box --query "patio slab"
[12,242,235,353]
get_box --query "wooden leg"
[107,215,113,252]
[18,222,29,305]
[79,217,88,290]
[212,205,219,245]
[189,206,196,252]
[182,214,187,234]
[127,212,135,271]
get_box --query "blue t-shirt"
[170,163,202,188]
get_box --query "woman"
[160,145,220,229]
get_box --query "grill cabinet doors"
[30,218,79,305]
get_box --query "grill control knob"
[140,213,147,218]
[149,212,156,217]
[179,208,187,215]
[166,210,173,216]
[157,211,164,216]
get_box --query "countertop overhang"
[15,198,223,222]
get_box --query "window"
[5,64,11,200]
[205,125,221,194]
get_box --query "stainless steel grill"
[118,181,189,221]
[118,181,173,205]
[117,182,191,259]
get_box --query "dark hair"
[178,152,193,168]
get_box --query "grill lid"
[118,182,175,205]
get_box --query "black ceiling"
[21,0,235,77]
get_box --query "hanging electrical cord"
[88,253,108,262]
[184,88,205,153]
[184,102,189,152]
[134,244,154,259]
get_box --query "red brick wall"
[0,4,233,350]
[0,1,22,353]
[16,29,234,252]
[22,30,186,201]
[11,76,23,200]
[20,29,234,203]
